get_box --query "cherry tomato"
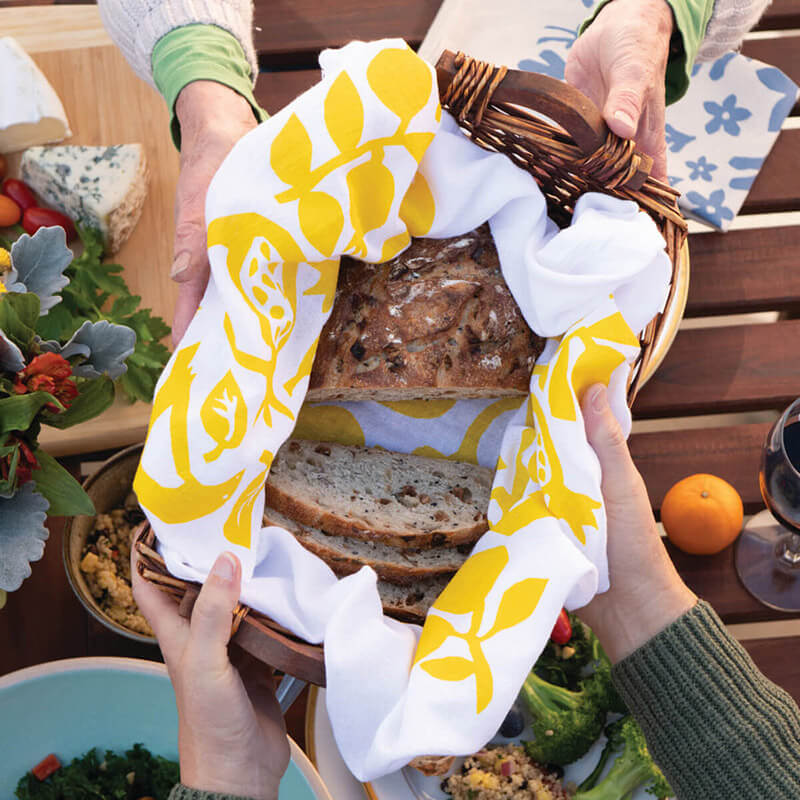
[0,195,21,227]
[550,608,573,645]
[22,206,76,241]
[0,154,7,181]
[2,178,37,211]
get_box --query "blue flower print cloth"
[420,0,799,230]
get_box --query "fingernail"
[590,385,607,412]
[170,252,191,279]
[613,109,635,131]
[210,552,237,583]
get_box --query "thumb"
[582,384,637,497]
[603,72,647,141]
[188,552,242,667]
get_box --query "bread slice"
[266,440,492,549]
[263,507,470,585]
[308,225,544,402]
[377,576,450,624]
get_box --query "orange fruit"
[661,473,744,555]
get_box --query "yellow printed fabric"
[136,39,671,780]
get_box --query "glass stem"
[781,533,800,566]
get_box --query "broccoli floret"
[574,716,673,800]
[520,670,606,765]
[584,646,627,715]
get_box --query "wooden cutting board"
[1,7,178,456]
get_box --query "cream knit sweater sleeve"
[696,0,773,61]
[96,0,258,88]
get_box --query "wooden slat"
[742,36,800,88]
[666,542,800,625]
[633,320,800,418]
[253,0,442,66]
[630,422,767,513]
[741,637,800,704]
[255,69,319,114]
[686,226,800,316]
[740,130,800,215]
[757,0,800,30]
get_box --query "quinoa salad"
[79,494,152,637]
[442,745,571,800]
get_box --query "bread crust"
[308,226,543,401]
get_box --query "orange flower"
[14,352,78,413]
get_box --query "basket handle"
[435,50,653,180]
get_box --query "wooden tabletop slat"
[686,226,800,316]
[630,422,768,513]
[757,0,800,30]
[741,35,800,88]
[253,0,442,67]
[256,69,320,114]
[740,130,800,215]
[667,540,800,624]
[741,637,800,703]
[633,320,800,418]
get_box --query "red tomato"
[2,178,37,211]
[0,154,7,181]
[22,207,76,241]
[0,195,21,227]
[550,608,573,645]
[31,753,61,781]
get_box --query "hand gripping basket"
[135,50,689,686]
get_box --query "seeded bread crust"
[263,507,470,585]
[307,226,544,401]
[266,440,492,549]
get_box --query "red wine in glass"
[735,398,800,611]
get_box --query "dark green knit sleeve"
[168,783,257,800]
[612,601,800,800]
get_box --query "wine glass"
[735,397,800,612]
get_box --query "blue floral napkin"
[420,0,799,230]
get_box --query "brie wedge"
[0,37,70,154]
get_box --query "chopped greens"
[15,744,178,800]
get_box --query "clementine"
[661,473,744,555]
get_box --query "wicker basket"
[136,50,689,686]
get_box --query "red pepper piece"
[550,608,572,645]
[31,753,61,781]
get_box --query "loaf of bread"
[377,575,451,624]
[266,439,492,549]
[263,507,470,585]
[307,225,543,402]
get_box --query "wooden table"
[2,0,800,770]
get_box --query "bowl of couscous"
[62,443,155,644]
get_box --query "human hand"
[577,384,697,663]
[170,81,259,346]
[564,0,673,181]
[132,545,289,799]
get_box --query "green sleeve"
[580,0,715,104]
[151,23,269,149]
[612,601,800,800]
[168,783,257,800]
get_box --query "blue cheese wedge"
[21,144,149,254]
[0,37,70,153]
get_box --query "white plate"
[306,686,667,800]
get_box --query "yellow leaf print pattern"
[417,546,548,714]
[200,370,248,463]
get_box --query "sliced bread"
[377,576,450,624]
[263,507,470,585]
[266,439,493,549]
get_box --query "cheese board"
[0,6,178,456]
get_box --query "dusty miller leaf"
[60,320,136,379]
[0,329,24,372]
[8,227,72,314]
[0,483,49,592]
